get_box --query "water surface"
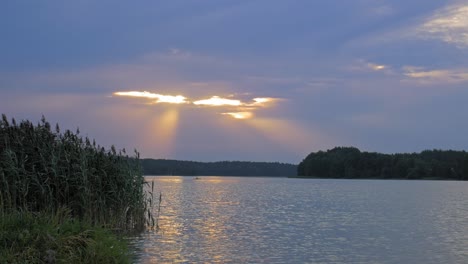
[129,176,468,263]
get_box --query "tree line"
[141,159,297,177]
[298,147,468,180]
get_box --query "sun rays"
[245,118,318,154]
[143,108,180,157]
[112,90,321,157]
[221,112,254,119]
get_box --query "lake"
[129,176,468,263]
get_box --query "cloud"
[249,97,279,106]
[403,66,468,84]
[193,96,242,106]
[114,91,188,104]
[349,59,391,73]
[192,96,280,109]
[417,3,468,48]
[366,62,387,71]
[114,91,281,119]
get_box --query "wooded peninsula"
[298,147,468,180]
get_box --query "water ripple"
[129,177,468,263]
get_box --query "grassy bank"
[0,115,152,262]
[1,210,130,263]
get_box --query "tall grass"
[0,114,151,231]
[0,209,131,263]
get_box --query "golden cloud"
[349,60,390,73]
[113,91,281,119]
[193,96,242,106]
[368,63,386,71]
[114,91,188,104]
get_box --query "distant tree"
[461,154,468,180]
[141,159,297,177]
[297,147,468,180]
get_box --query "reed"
[0,114,151,231]
[0,209,130,263]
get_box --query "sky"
[1,0,468,163]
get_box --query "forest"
[141,159,297,177]
[298,147,468,180]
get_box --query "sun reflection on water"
[133,176,242,263]
[130,177,468,263]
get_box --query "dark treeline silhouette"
[142,159,297,177]
[298,147,468,180]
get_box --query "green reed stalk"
[0,114,153,231]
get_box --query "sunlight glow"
[193,96,242,106]
[114,91,187,104]
[143,108,180,157]
[222,112,253,119]
[369,64,386,71]
[245,118,331,154]
[253,98,271,104]
[249,97,278,106]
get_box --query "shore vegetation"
[0,114,152,263]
